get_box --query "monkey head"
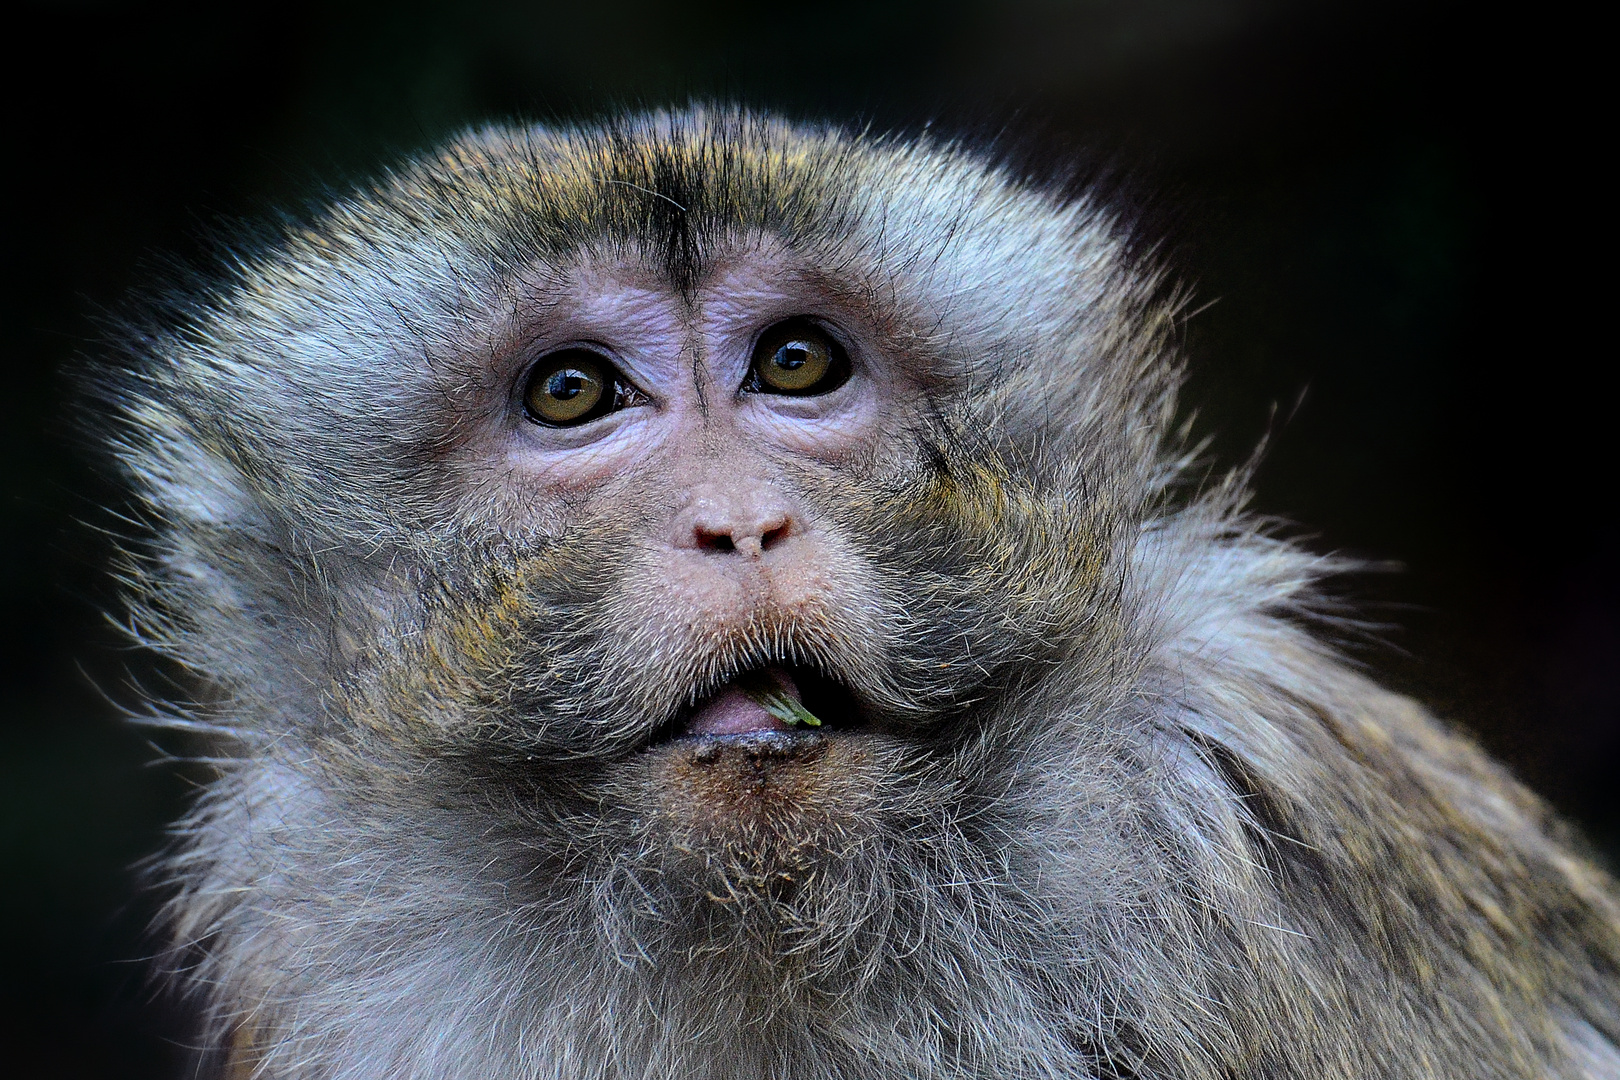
[115,111,1176,1062]
[108,109,1618,1079]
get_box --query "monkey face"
[120,114,1163,1017]
[280,234,1128,980]
[338,236,1107,823]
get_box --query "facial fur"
[105,110,1620,1079]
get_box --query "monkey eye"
[745,321,851,397]
[522,349,637,427]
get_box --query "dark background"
[3,1,1611,1075]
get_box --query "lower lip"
[677,728,828,764]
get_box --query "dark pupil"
[546,369,590,400]
[775,346,809,370]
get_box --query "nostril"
[676,490,797,557]
[695,529,737,553]
[760,522,791,551]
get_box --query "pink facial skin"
[430,242,931,701]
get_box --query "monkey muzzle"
[651,665,870,801]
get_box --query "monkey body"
[109,111,1620,1078]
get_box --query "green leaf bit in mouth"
[736,670,823,727]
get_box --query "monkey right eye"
[522,350,636,427]
[745,320,851,397]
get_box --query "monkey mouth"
[664,665,868,743]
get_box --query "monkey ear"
[107,386,334,702]
[140,432,263,536]
[111,378,274,543]
[958,273,1186,494]
[854,167,1183,487]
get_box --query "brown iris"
[747,321,850,396]
[523,351,615,426]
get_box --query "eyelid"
[755,317,847,351]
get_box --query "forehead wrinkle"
[572,283,674,340]
[521,257,693,376]
[573,256,717,417]
[559,257,675,316]
[686,314,710,418]
[692,243,831,329]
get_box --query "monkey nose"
[673,484,797,557]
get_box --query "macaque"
[104,109,1619,1078]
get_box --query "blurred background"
[3,1,1610,1075]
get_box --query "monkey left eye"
[522,349,637,427]
[745,321,851,397]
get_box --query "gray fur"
[104,110,1620,1078]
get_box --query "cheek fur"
[350,444,1116,769]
